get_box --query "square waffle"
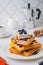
[11,34,35,46]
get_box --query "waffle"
[17,36,35,46]
[11,34,35,46]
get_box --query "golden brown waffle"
[10,40,41,52]
[16,36,35,46]
[11,35,35,46]
[16,33,33,40]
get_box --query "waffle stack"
[9,29,41,56]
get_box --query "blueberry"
[19,29,25,34]
[18,30,21,32]
[22,29,25,32]
[24,31,27,34]
[18,29,27,34]
[19,31,23,34]
[22,29,27,34]
[33,51,38,55]
[39,61,43,65]
[18,30,23,34]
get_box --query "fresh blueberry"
[33,51,38,55]
[22,29,27,34]
[18,30,21,32]
[24,31,27,34]
[19,32,22,34]
[19,30,23,34]
[19,29,25,34]
[18,29,27,34]
[18,30,23,34]
[39,61,43,65]
[22,29,25,32]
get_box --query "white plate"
[0,32,11,38]
[3,27,43,60]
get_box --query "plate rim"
[3,45,43,60]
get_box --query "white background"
[0,0,43,27]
